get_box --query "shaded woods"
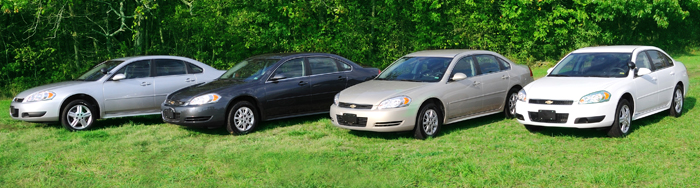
[2,0,699,97]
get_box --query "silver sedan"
[330,50,534,139]
[9,56,224,131]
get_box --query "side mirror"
[637,68,652,76]
[627,62,636,70]
[100,68,109,74]
[269,74,286,82]
[547,68,554,75]
[450,73,467,81]
[112,74,126,81]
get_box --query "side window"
[114,60,151,79]
[308,57,339,75]
[475,55,501,75]
[155,59,187,76]
[187,63,204,74]
[647,51,667,69]
[452,56,476,77]
[339,61,352,71]
[273,58,305,79]
[635,52,652,70]
[497,58,511,70]
[658,51,674,67]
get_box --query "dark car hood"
[168,79,249,102]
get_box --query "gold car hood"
[338,80,428,105]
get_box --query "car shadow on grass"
[533,96,696,138]
[348,112,507,140]
[184,113,333,136]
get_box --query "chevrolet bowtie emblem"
[349,104,357,108]
[545,100,554,104]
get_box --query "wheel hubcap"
[422,109,438,135]
[234,107,254,131]
[508,93,518,115]
[674,89,683,113]
[618,105,631,133]
[66,105,93,129]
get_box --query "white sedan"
[515,46,689,137]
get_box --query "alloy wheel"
[66,104,93,130]
[422,109,438,135]
[618,105,631,133]
[234,107,254,131]
[674,89,683,114]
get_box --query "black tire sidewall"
[61,99,96,131]
[505,88,519,118]
[670,86,683,117]
[414,103,442,139]
[608,99,630,137]
[226,101,259,135]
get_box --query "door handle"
[501,75,510,79]
[337,76,345,80]
[472,81,481,86]
[141,82,151,86]
[298,81,307,86]
[186,78,196,82]
[652,77,658,81]
[670,72,675,76]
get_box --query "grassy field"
[1,49,699,187]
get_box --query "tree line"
[2,0,699,97]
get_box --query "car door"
[474,54,510,112]
[649,50,676,106]
[307,57,347,112]
[633,51,660,113]
[102,60,155,114]
[264,58,310,118]
[444,56,482,119]
[153,59,196,108]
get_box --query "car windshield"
[75,60,123,81]
[375,57,452,82]
[219,58,279,81]
[549,53,632,78]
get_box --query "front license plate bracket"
[342,113,357,124]
[538,110,556,121]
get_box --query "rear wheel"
[226,101,259,135]
[61,99,96,131]
[607,99,631,137]
[413,103,442,140]
[669,85,684,117]
[504,88,519,118]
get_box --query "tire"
[61,99,97,131]
[504,87,519,118]
[226,101,259,135]
[669,85,684,117]
[608,99,631,137]
[524,125,543,133]
[413,103,442,140]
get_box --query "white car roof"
[571,45,658,53]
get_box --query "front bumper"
[161,103,226,128]
[10,100,61,122]
[515,100,617,128]
[329,104,417,132]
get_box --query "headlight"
[24,91,56,102]
[579,90,611,104]
[517,89,527,102]
[187,93,221,105]
[377,96,411,109]
[334,93,340,106]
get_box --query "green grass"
[1,49,700,187]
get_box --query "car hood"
[168,79,247,101]
[15,81,87,98]
[338,80,428,104]
[524,77,623,100]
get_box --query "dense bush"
[1,0,699,97]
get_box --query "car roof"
[404,49,496,58]
[571,45,658,53]
[109,55,195,61]
[247,52,342,60]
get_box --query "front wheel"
[504,88,519,118]
[669,86,684,117]
[61,99,96,131]
[413,103,442,140]
[226,101,260,135]
[607,99,631,137]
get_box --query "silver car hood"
[338,80,428,104]
[15,81,87,98]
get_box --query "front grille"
[529,99,574,105]
[162,108,180,120]
[13,98,24,102]
[185,116,211,122]
[528,111,569,123]
[10,106,18,117]
[375,121,402,127]
[336,114,368,127]
[338,102,373,109]
[164,100,187,106]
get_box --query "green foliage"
[1,0,700,98]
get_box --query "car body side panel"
[102,77,156,114]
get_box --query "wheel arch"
[225,95,262,121]
[60,94,101,119]
[620,92,634,114]
[421,97,445,121]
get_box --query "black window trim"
[154,59,188,77]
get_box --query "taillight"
[528,67,533,77]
